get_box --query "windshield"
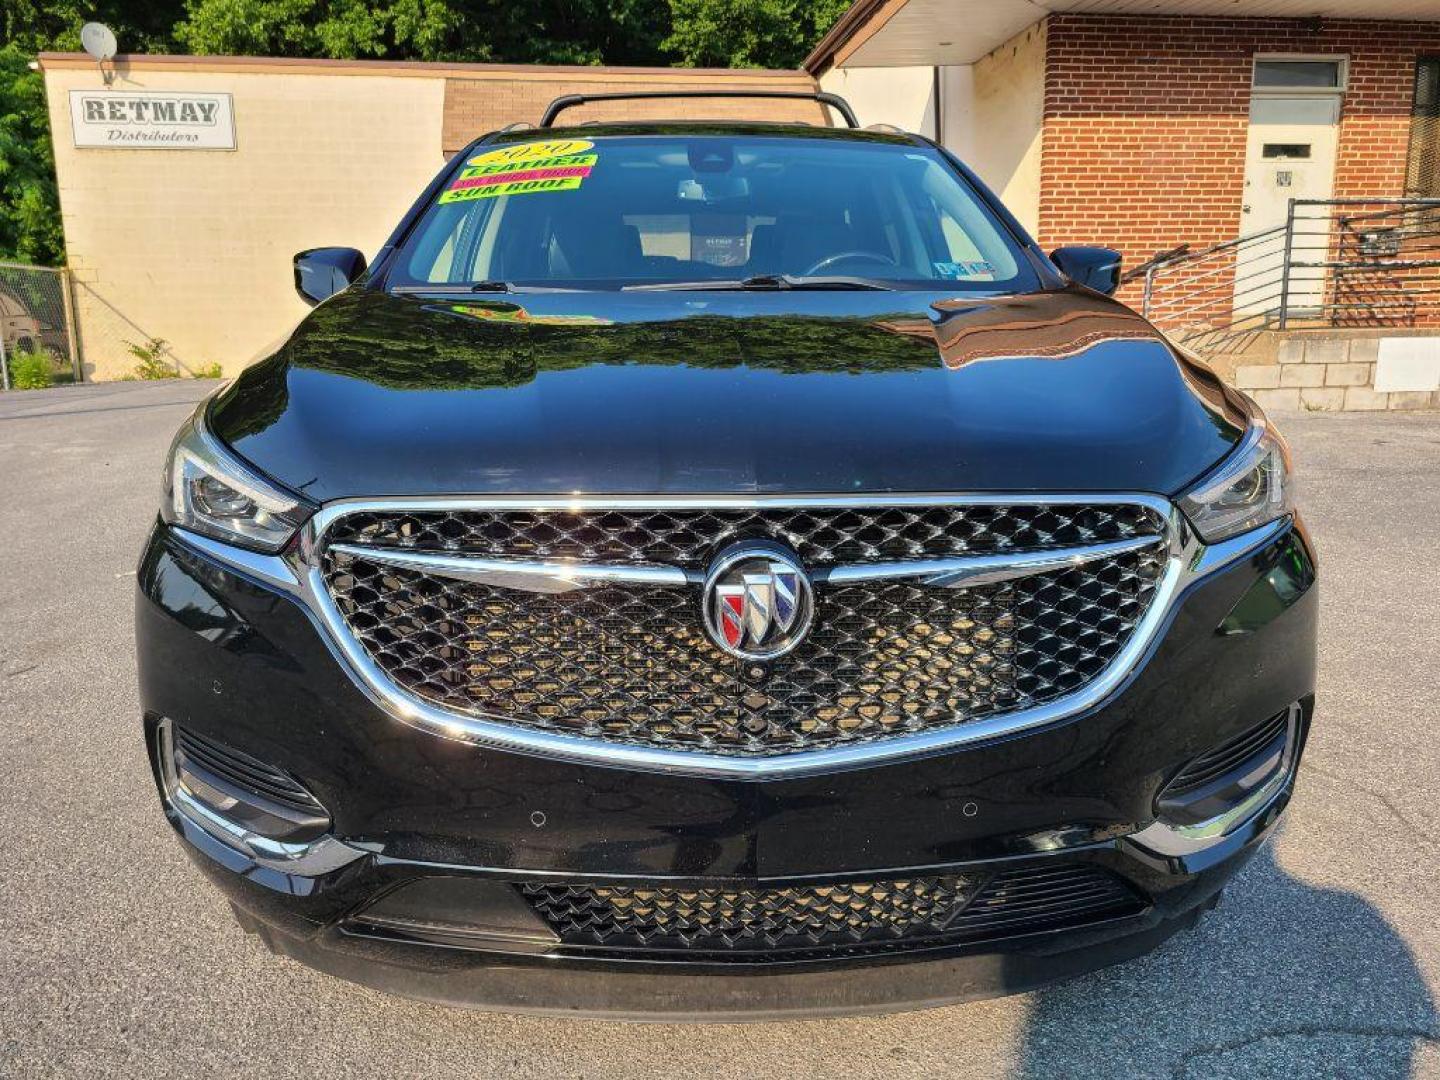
[390,135,1036,292]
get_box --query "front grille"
[322,539,1167,756]
[520,865,1145,959]
[326,504,1164,570]
[172,725,322,815]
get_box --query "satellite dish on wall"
[80,22,117,84]
[81,23,117,61]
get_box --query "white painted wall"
[821,18,1045,237]
[817,64,937,136]
[964,21,1046,236]
[44,62,447,380]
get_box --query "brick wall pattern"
[1038,15,1440,309]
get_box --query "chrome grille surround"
[325,503,1164,569]
[301,494,1185,775]
[321,541,1165,756]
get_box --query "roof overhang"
[36,52,814,84]
[806,0,1440,71]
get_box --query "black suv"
[137,92,1316,1018]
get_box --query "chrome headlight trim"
[161,401,312,554]
[1179,418,1293,545]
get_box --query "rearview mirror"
[294,247,367,306]
[1048,246,1122,296]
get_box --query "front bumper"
[137,516,1317,1016]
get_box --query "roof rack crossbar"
[538,90,859,129]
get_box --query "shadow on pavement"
[1015,842,1436,1078]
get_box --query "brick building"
[806,0,1440,408]
[33,11,1440,402]
[807,2,1440,293]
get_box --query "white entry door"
[1235,94,1340,319]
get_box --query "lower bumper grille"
[520,865,1146,960]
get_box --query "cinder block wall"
[1234,332,1440,412]
[1038,16,1440,306]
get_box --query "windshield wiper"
[623,274,894,292]
[391,280,515,294]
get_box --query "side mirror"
[294,247,367,306]
[1049,246,1122,296]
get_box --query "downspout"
[933,66,943,144]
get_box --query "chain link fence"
[0,262,82,390]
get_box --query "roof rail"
[538,90,859,129]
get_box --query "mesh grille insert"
[520,865,1145,959]
[321,540,1167,756]
[326,504,1165,569]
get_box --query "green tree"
[0,44,64,264]
[663,0,850,69]
[174,0,675,66]
[0,4,184,264]
[2,3,183,55]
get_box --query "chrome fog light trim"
[156,717,365,877]
[1129,703,1301,857]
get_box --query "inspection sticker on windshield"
[438,140,598,204]
[934,260,995,279]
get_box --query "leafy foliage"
[0,45,65,265]
[175,0,678,66]
[1,1,851,266]
[664,0,851,69]
[127,336,179,379]
[6,345,54,388]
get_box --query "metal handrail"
[1140,198,1440,343]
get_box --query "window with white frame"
[1252,57,1347,92]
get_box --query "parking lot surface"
[2,381,1438,1078]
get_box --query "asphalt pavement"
[2,381,1438,1078]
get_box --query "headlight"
[1179,423,1293,544]
[161,408,310,553]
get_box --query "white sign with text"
[69,91,236,150]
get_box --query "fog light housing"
[1132,703,1301,857]
[1156,706,1295,828]
[154,716,340,844]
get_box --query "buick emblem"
[701,542,814,661]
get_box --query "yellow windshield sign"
[467,140,595,167]
[439,140,599,204]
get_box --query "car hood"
[211,286,1247,503]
